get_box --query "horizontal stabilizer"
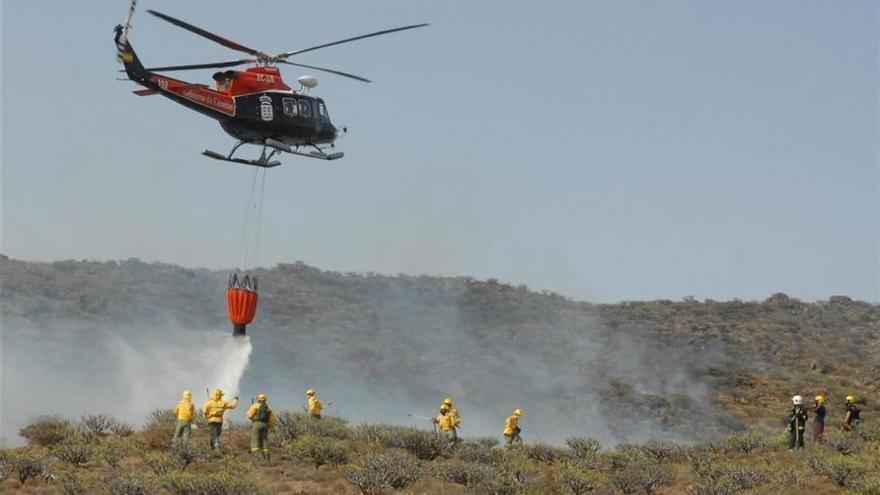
[133,88,159,96]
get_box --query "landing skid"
[201,149,282,168]
[201,139,344,167]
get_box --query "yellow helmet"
[442,397,454,406]
[814,395,825,404]
[846,395,855,403]
[182,390,192,400]
[513,408,523,417]
[256,393,267,402]
[306,389,315,396]
[440,404,450,413]
[212,389,224,399]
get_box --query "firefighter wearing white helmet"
[787,395,808,450]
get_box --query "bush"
[145,409,177,429]
[455,441,494,464]
[162,471,262,495]
[431,460,495,487]
[104,472,155,495]
[686,479,738,495]
[610,460,675,494]
[639,439,684,463]
[58,472,87,495]
[285,434,349,469]
[0,450,14,482]
[851,478,880,495]
[716,432,776,454]
[526,443,568,464]
[821,455,869,487]
[554,461,605,494]
[344,449,423,494]
[80,414,118,440]
[98,439,130,469]
[714,463,769,490]
[566,437,601,459]
[170,442,203,470]
[350,423,393,445]
[274,411,350,441]
[13,453,46,485]
[385,427,449,461]
[825,434,858,455]
[484,449,537,495]
[19,416,72,447]
[54,438,95,466]
[144,452,178,476]
[474,437,500,449]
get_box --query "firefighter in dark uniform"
[842,395,864,439]
[812,395,826,443]
[787,395,808,450]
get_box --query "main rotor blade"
[279,60,371,83]
[277,23,429,59]
[147,10,264,57]
[144,59,253,72]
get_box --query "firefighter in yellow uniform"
[246,393,276,460]
[442,397,462,429]
[433,404,458,444]
[307,388,323,419]
[503,409,523,446]
[203,389,238,450]
[172,390,195,443]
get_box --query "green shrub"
[13,453,46,485]
[474,437,500,449]
[639,439,685,463]
[851,478,880,495]
[80,414,118,440]
[98,439,130,469]
[825,434,858,455]
[716,431,775,454]
[274,411,350,441]
[715,463,769,490]
[104,471,156,495]
[144,452,178,476]
[455,441,494,464]
[610,460,675,494]
[526,442,568,464]
[566,437,601,459]
[58,472,87,495]
[285,434,349,469]
[431,460,495,487]
[483,449,537,495]
[553,461,605,494]
[349,423,393,445]
[686,479,738,495]
[821,455,869,487]
[19,416,73,447]
[0,450,14,482]
[162,470,263,495]
[344,449,423,494]
[54,438,95,466]
[385,427,449,461]
[171,441,202,470]
[145,409,177,429]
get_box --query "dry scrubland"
[3,409,880,494]
[2,257,880,493]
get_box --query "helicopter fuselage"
[143,68,338,147]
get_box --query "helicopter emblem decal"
[259,95,274,121]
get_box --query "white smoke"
[1,323,251,446]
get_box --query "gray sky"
[2,1,877,302]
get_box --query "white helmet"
[792,395,803,405]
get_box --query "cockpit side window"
[318,102,329,121]
[282,98,299,117]
[298,100,313,118]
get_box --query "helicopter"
[115,2,427,167]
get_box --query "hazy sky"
[2,1,877,303]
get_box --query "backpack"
[253,403,270,422]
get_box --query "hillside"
[2,256,877,443]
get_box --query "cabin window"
[318,102,328,121]
[298,99,313,118]
[282,98,299,117]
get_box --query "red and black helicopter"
[115,1,427,167]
